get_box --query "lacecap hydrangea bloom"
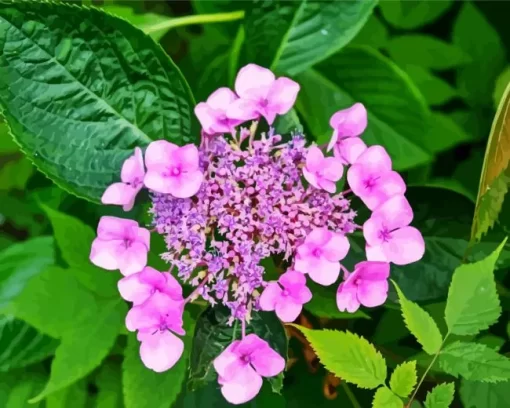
[90,63,425,405]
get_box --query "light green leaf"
[445,240,504,335]
[390,361,417,398]
[494,67,510,109]
[0,316,58,372]
[0,237,54,309]
[404,65,458,107]
[243,0,377,75]
[46,380,87,408]
[453,2,506,107]
[0,155,33,191]
[388,35,469,71]
[421,113,473,154]
[95,360,123,408]
[0,1,195,203]
[350,15,389,49]
[123,311,195,408]
[379,0,453,29]
[293,326,386,389]
[424,383,455,408]
[393,282,443,355]
[296,46,432,171]
[460,379,510,408]
[0,122,18,154]
[439,341,510,382]
[372,387,403,408]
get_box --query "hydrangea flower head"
[90,63,425,405]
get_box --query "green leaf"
[453,2,506,108]
[122,311,195,408]
[445,240,504,336]
[296,46,432,171]
[1,368,47,408]
[494,67,510,109]
[372,387,403,408]
[273,109,303,136]
[439,341,510,382]
[0,316,58,372]
[0,236,54,308]
[421,113,473,154]
[95,360,122,408]
[460,379,510,408]
[477,334,505,352]
[242,0,377,75]
[8,266,126,401]
[389,361,417,398]
[0,154,33,191]
[403,65,458,107]
[424,383,455,408]
[471,81,510,240]
[293,326,386,389]
[46,380,87,408]
[188,306,287,393]
[388,35,469,71]
[0,1,195,203]
[393,282,443,355]
[350,15,389,49]
[379,0,453,29]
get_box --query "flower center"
[363,176,379,191]
[281,289,290,297]
[378,228,392,242]
[259,99,269,108]
[170,166,181,177]
[241,354,251,364]
[312,247,322,258]
[123,238,133,248]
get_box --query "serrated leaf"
[122,311,194,408]
[293,326,386,389]
[445,240,504,335]
[379,0,453,30]
[188,306,287,393]
[0,316,58,373]
[0,236,54,308]
[460,379,510,408]
[390,361,417,398]
[439,341,510,382]
[471,81,510,240]
[0,1,195,203]
[242,0,377,75]
[372,387,403,408]
[296,46,432,171]
[424,383,455,408]
[393,282,443,355]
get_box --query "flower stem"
[241,319,247,338]
[143,10,245,35]
[184,274,209,303]
[341,382,361,408]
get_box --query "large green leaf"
[242,0,377,75]
[379,0,453,30]
[95,360,123,408]
[0,368,47,408]
[0,236,54,308]
[350,15,389,49]
[421,112,473,154]
[296,46,432,171]
[122,311,195,408]
[294,326,386,390]
[0,1,195,203]
[460,379,510,408]
[46,380,88,408]
[403,65,459,107]
[188,306,287,393]
[0,316,58,373]
[444,240,504,336]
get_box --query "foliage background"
[1,0,510,407]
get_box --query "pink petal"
[294,255,313,275]
[317,178,336,194]
[172,171,204,198]
[279,270,307,291]
[235,64,275,100]
[334,137,367,165]
[329,103,368,138]
[259,282,282,312]
[322,232,350,262]
[226,98,260,121]
[346,164,370,199]
[355,145,392,173]
[139,330,184,372]
[144,140,178,169]
[308,258,340,286]
[275,298,302,322]
[175,144,200,172]
[305,227,331,247]
[143,170,169,194]
[327,130,339,152]
[214,341,241,379]
[90,238,123,271]
[121,147,145,183]
[207,87,238,109]
[236,334,267,356]
[293,285,312,304]
[160,272,184,299]
[125,305,160,332]
[117,272,154,305]
[336,282,360,313]
[97,216,137,241]
[365,244,388,262]
[194,102,218,134]
[321,157,344,182]
[357,280,389,308]
[355,261,390,281]
[219,365,263,405]
[101,183,137,209]
[305,146,325,173]
[302,168,320,189]
[136,227,151,251]
[250,343,286,377]
[267,77,300,115]
[373,172,407,209]
[259,107,277,126]
[372,195,413,230]
[383,227,425,265]
[118,241,148,276]
[363,217,384,247]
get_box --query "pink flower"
[226,64,300,125]
[294,227,350,286]
[126,292,185,372]
[329,103,368,140]
[90,216,150,276]
[347,145,406,211]
[259,270,312,322]
[336,261,390,313]
[195,88,244,135]
[302,146,343,193]
[363,195,425,265]
[213,334,285,405]
[332,137,368,165]
[118,266,183,305]
[144,140,203,198]
[101,147,145,211]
